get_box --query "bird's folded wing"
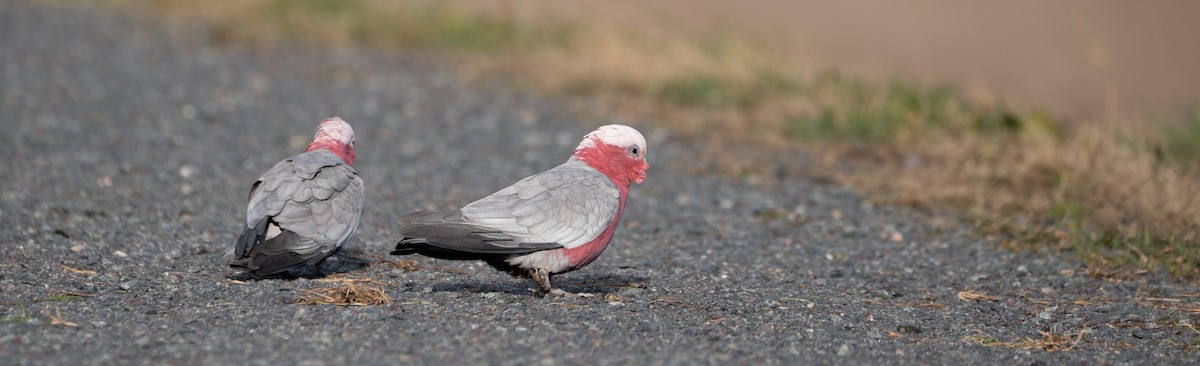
[238,150,363,258]
[459,161,620,249]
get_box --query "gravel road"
[1,2,1197,365]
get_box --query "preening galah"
[225,117,365,277]
[392,124,649,296]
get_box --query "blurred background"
[472,0,1200,126]
[103,0,1200,276]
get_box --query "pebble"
[178,165,195,178]
[836,344,851,356]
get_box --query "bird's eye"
[630,146,639,156]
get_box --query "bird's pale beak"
[634,161,649,184]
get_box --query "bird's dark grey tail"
[229,229,313,277]
[234,219,270,259]
[390,239,424,256]
[391,239,492,260]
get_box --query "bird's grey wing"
[265,162,363,255]
[395,210,561,255]
[459,161,620,249]
[232,152,363,273]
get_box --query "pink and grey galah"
[225,117,365,277]
[392,124,650,296]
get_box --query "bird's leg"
[529,268,553,297]
[527,269,597,298]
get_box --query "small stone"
[178,165,195,178]
[836,344,851,356]
[718,198,734,210]
[896,325,923,334]
[1038,306,1058,320]
[181,104,197,119]
[180,184,194,195]
[97,176,113,187]
[134,337,151,347]
[112,250,128,258]
[480,292,499,299]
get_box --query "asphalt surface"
[1,2,1198,365]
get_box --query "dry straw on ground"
[292,278,390,306]
[965,328,1087,351]
[956,290,1000,302]
[61,265,96,275]
[45,307,78,327]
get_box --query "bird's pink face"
[307,117,357,165]
[573,124,649,186]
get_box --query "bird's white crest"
[575,124,647,154]
[315,117,355,145]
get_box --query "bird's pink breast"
[560,192,627,272]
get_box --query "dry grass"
[45,307,78,327]
[91,0,1200,279]
[61,265,96,275]
[292,278,390,306]
[956,290,1000,302]
[966,328,1087,351]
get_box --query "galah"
[225,117,365,277]
[392,124,649,296]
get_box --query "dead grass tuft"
[956,290,1000,302]
[966,328,1086,351]
[292,278,390,306]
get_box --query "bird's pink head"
[306,117,356,165]
[572,124,649,186]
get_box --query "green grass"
[35,295,83,303]
[1158,109,1200,171]
[1,307,30,323]
[783,73,1063,144]
[1069,228,1200,278]
[656,71,800,109]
